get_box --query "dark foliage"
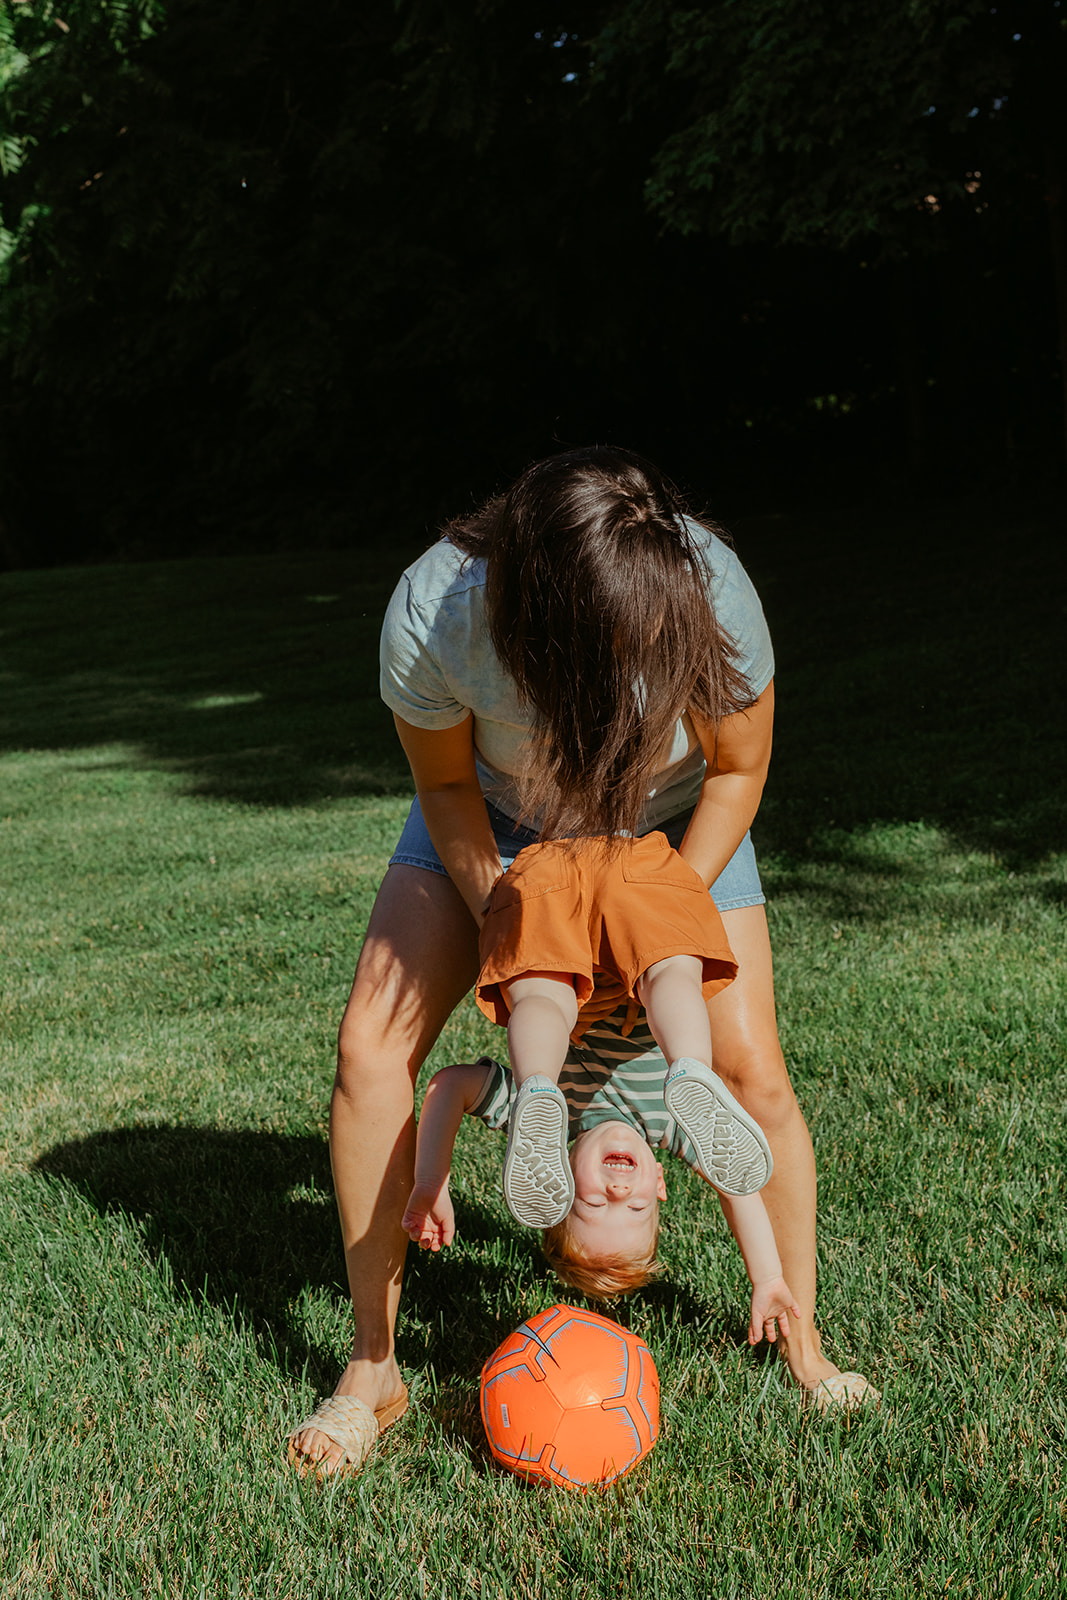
[0,1,1062,568]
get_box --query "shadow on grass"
[33,1122,755,1445]
[2,502,1064,854]
[33,1124,580,1396]
[737,500,1067,871]
[1,551,420,808]
[759,849,1062,927]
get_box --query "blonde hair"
[541,1212,663,1301]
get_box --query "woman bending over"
[287,446,878,1474]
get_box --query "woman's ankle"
[334,1352,404,1403]
[343,1345,399,1371]
[777,1325,845,1386]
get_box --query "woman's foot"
[502,1076,574,1227]
[287,1355,409,1476]
[779,1346,881,1412]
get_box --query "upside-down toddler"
[403,832,801,1342]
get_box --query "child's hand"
[748,1276,802,1344]
[402,1180,456,1252]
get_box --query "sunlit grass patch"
[1,524,1064,1596]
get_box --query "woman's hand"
[402,1179,456,1252]
[748,1274,802,1344]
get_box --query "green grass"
[1,503,1065,1597]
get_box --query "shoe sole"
[664,1059,773,1196]
[502,1080,574,1228]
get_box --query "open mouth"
[602,1151,637,1170]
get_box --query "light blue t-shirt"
[380,520,774,832]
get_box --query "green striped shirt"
[469,1005,701,1169]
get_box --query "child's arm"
[402,1061,496,1251]
[718,1190,802,1345]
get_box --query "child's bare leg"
[636,954,712,1066]
[499,971,578,1228]
[639,955,773,1198]
[503,970,580,1087]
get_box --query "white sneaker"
[663,1058,773,1196]
[502,1076,575,1228]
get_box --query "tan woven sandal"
[805,1371,881,1413]
[286,1385,409,1476]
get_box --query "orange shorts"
[475,832,737,1037]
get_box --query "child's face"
[567,1121,667,1260]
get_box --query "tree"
[588,0,1067,465]
[0,1,681,561]
[2,1,1059,565]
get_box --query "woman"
[288,446,877,1474]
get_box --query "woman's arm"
[402,1060,496,1251]
[393,712,503,926]
[679,682,774,887]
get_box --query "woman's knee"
[332,862,479,1093]
[335,998,426,1094]
[713,1046,800,1136]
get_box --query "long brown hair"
[446,446,755,840]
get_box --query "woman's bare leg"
[289,865,480,1471]
[710,905,859,1391]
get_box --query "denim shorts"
[389,797,764,913]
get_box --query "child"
[402,1046,800,1342]
[402,832,801,1342]
[474,829,772,1226]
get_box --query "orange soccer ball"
[479,1304,659,1490]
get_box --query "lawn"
[1,498,1064,1598]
